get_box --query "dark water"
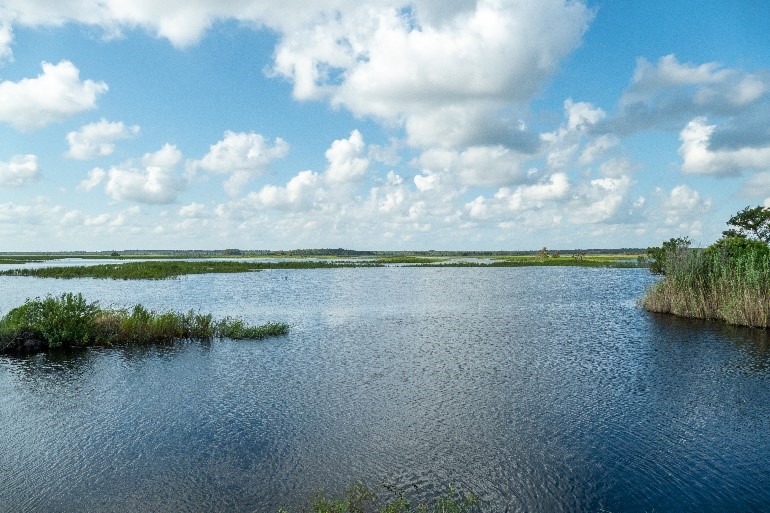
[1,267,769,512]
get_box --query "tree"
[646,236,691,274]
[722,205,770,243]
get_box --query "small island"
[0,293,288,355]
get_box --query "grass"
[642,245,770,328]
[0,293,288,354]
[0,253,646,280]
[279,482,479,513]
[0,260,378,280]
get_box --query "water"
[1,266,769,512]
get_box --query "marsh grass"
[642,246,770,328]
[279,482,479,513]
[0,260,378,280]
[0,293,288,354]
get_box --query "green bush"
[0,293,288,354]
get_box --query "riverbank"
[0,293,288,355]
[642,243,770,328]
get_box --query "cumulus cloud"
[465,172,569,220]
[179,202,208,218]
[601,54,770,134]
[66,119,140,160]
[579,134,619,165]
[246,170,322,210]
[569,175,633,224]
[418,145,529,187]
[0,2,591,149]
[324,130,369,184]
[679,117,770,175]
[94,144,187,204]
[0,154,39,187]
[650,184,711,234]
[0,61,107,130]
[190,131,290,196]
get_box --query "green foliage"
[646,236,691,274]
[0,294,288,354]
[723,205,770,243]
[643,208,770,327]
[0,260,378,280]
[0,293,100,349]
[279,483,478,513]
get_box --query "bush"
[0,293,288,354]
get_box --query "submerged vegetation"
[279,482,479,513]
[643,206,770,328]
[0,293,288,355]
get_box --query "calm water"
[1,266,769,512]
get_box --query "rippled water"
[1,266,769,512]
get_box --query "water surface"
[1,267,769,512]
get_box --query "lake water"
[1,266,769,512]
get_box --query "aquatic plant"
[278,482,479,513]
[0,293,288,354]
[643,226,770,328]
[0,260,378,280]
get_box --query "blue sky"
[1,0,769,251]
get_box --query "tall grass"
[0,293,289,354]
[642,245,770,328]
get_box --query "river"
[1,265,769,512]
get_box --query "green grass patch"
[0,260,379,280]
[0,293,288,354]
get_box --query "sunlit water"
[1,266,769,512]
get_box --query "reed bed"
[0,293,288,354]
[642,246,770,328]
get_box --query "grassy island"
[0,260,376,280]
[643,206,770,328]
[0,293,288,355]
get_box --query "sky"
[0,1,769,251]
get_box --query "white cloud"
[179,202,208,218]
[606,55,770,134]
[0,154,39,187]
[417,145,528,187]
[66,119,140,159]
[190,131,290,196]
[579,134,619,165]
[247,170,322,209]
[102,144,187,204]
[651,184,711,234]
[324,130,369,184]
[0,61,107,130]
[679,117,770,175]
[78,168,107,191]
[569,175,633,224]
[271,0,592,148]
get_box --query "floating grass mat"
[0,259,379,280]
[0,293,288,355]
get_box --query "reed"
[0,293,288,354]
[642,242,770,328]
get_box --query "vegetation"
[279,482,479,513]
[643,206,770,328]
[0,260,376,280]
[0,293,288,355]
